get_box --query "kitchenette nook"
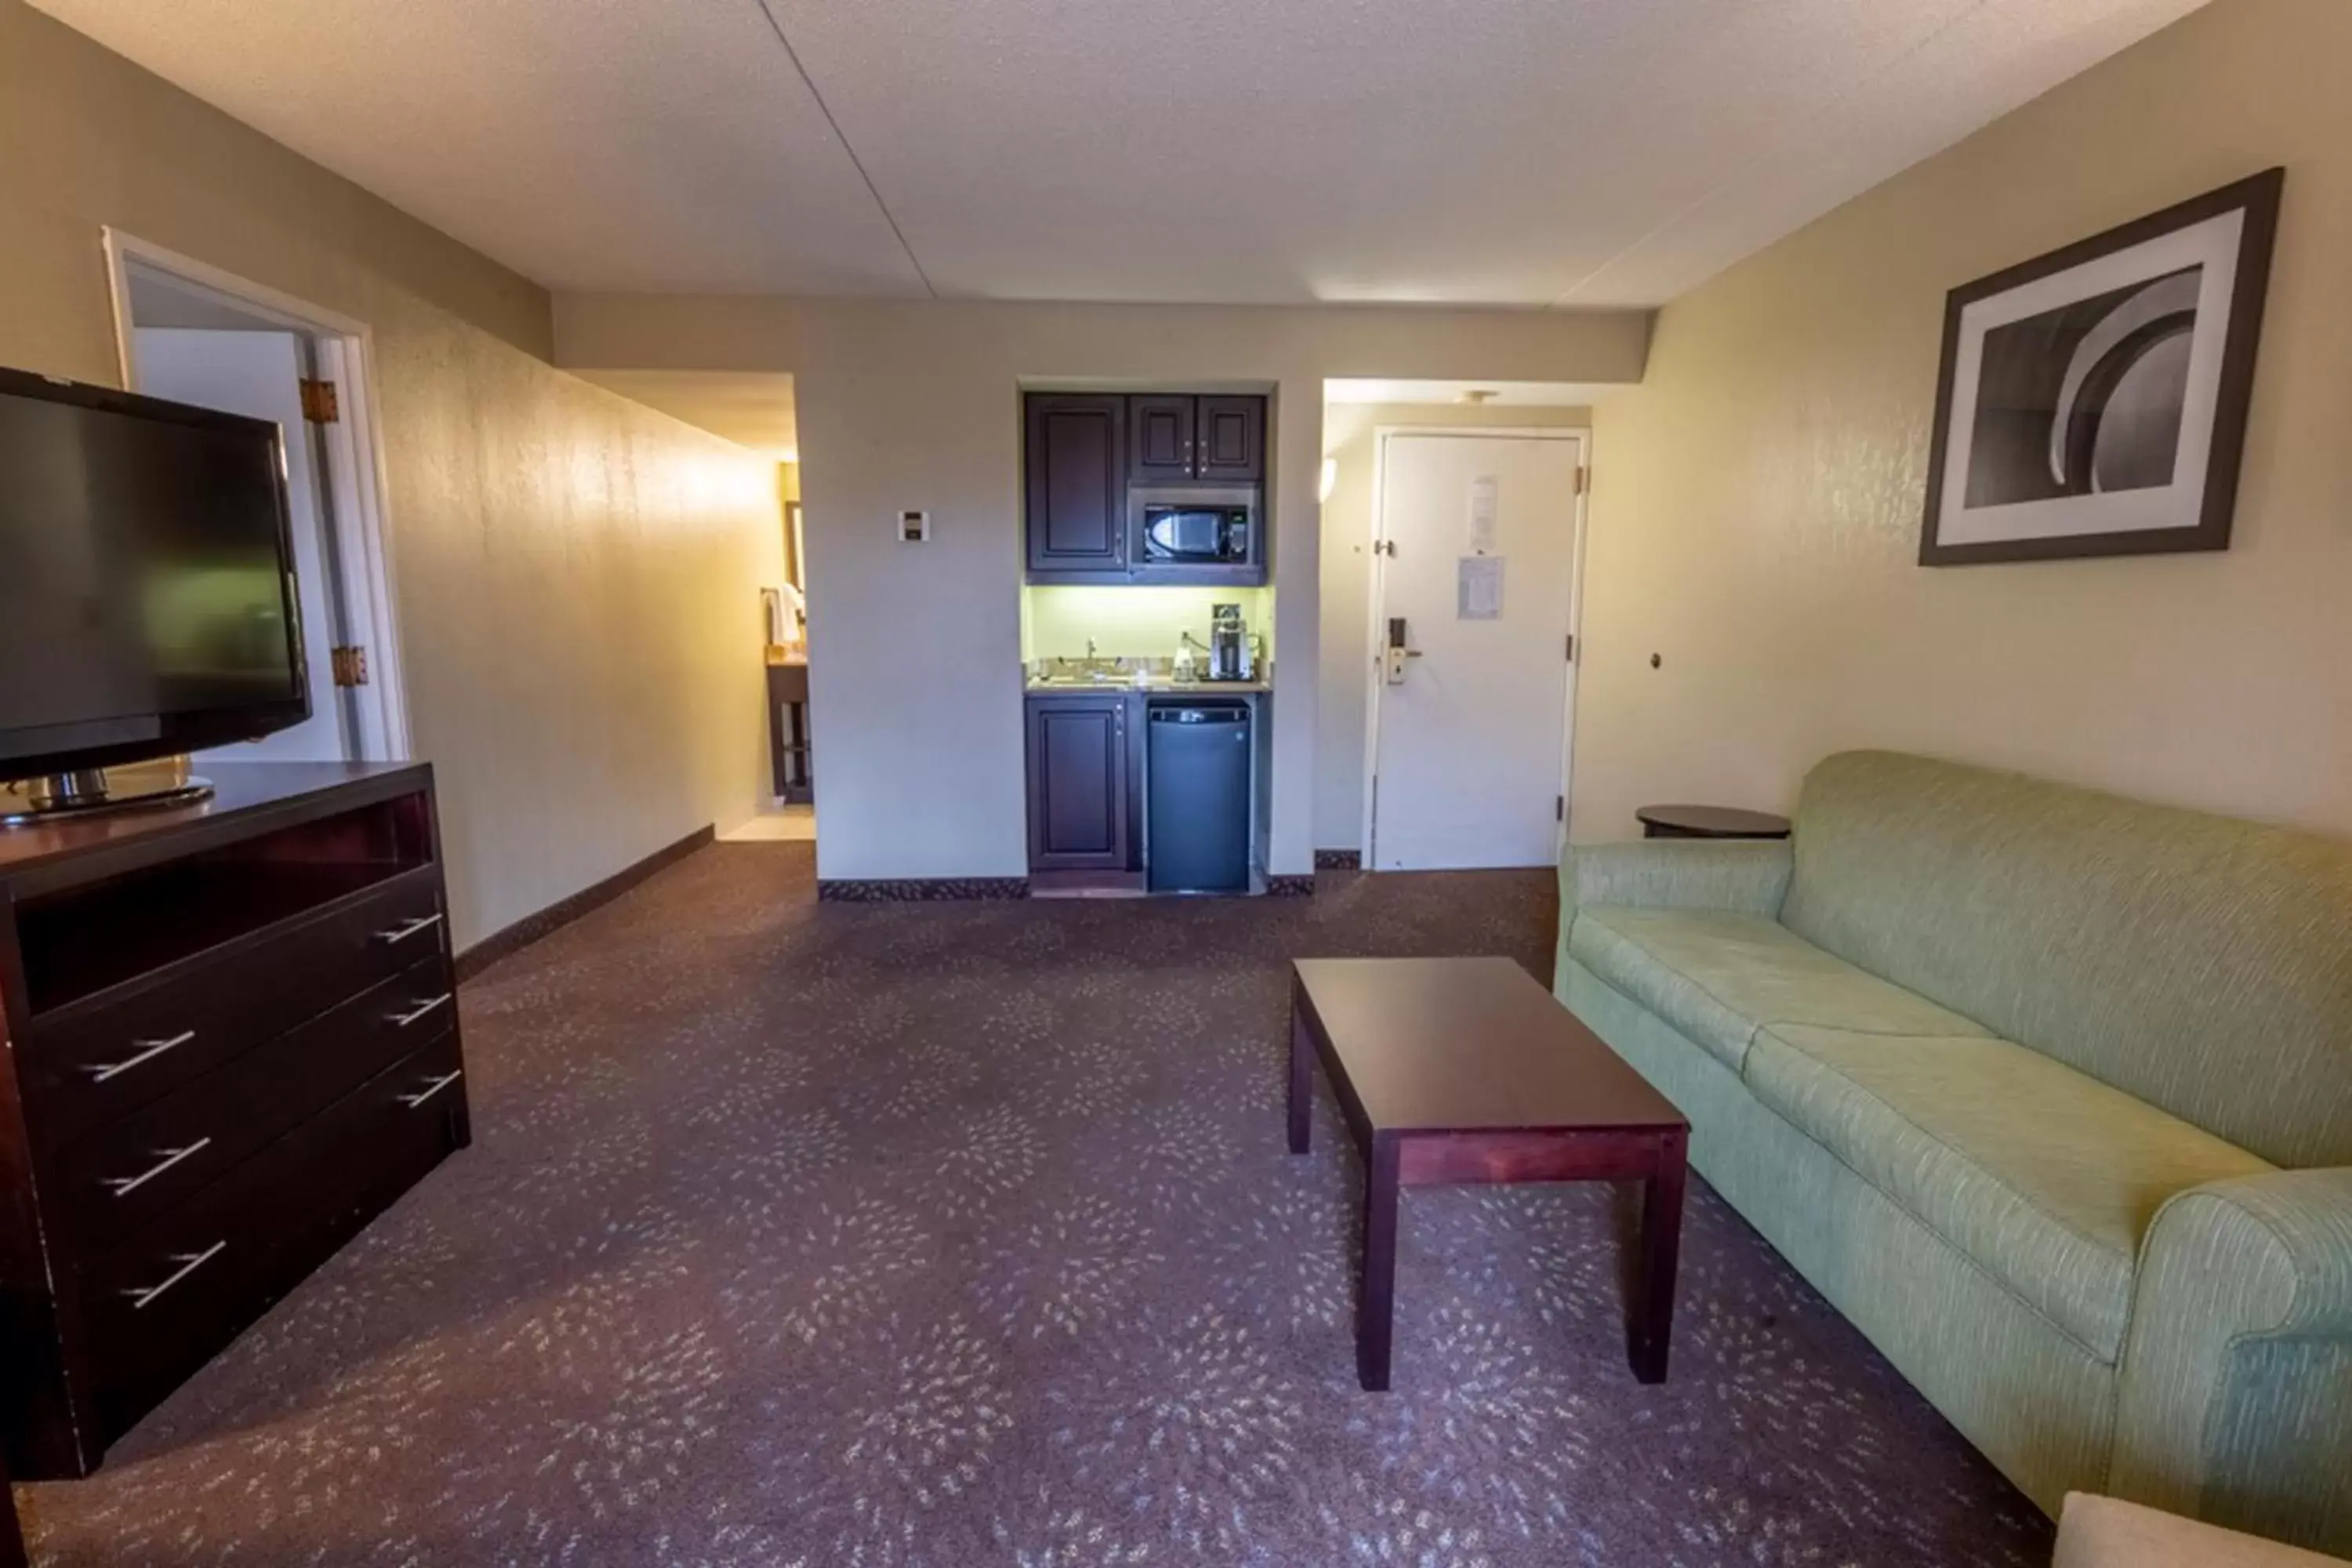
[1020,389,1276,895]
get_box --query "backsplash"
[1022,585,1273,661]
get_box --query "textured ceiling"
[34,0,2209,307]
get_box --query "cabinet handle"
[399,1069,463,1109]
[83,1030,196,1083]
[103,1138,214,1197]
[387,993,452,1029]
[125,1241,227,1310]
[376,913,444,945]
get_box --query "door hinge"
[1575,465,1588,495]
[1374,539,1396,557]
[298,378,339,424]
[1555,795,1565,822]
[330,645,369,688]
[1565,634,1577,662]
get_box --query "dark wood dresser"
[0,762,470,1478]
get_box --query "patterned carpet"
[23,844,2053,1566]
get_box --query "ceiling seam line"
[750,0,937,299]
[1540,0,2000,310]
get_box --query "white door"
[133,328,355,761]
[1369,431,1583,870]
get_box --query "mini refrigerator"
[1146,700,1251,893]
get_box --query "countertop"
[1025,677,1271,696]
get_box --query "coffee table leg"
[1287,1004,1313,1155]
[1357,1133,1400,1392]
[1631,1132,1687,1384]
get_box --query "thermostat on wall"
[897,510,931,543]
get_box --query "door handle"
[376,913,444,946]
[399,1069,463,1109]
[83,1029,197,1083]
[103,1138,214,1197]
[387,993,452,1029]
[125,1241,227,1310]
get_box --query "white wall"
[1573,0,2352,843]
[554,296,1651,881]
[1315,401,1592,851]
[1,0,787,946]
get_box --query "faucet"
[1086,637,1098,662]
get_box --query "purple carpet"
[23,844,2053,1565]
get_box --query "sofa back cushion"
[1779,751,2352,1169]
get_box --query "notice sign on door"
[1457,555,1505,619]
[1467,475,1500,554]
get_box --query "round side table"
[1635,804,1791,841]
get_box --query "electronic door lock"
[1385,618,1420,684]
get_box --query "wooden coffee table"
[1288,956,1690,1392]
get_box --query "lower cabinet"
[1025,694,1141,872]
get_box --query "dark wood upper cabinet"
[1025,390,1268,584]
[1196,395,1265,481]
[1024,394,1126,572]
[1128,395,1196,483]
[1026,695,1132,871]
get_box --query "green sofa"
[1555,751,2352,1552]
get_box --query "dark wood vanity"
[0,763,469,1478]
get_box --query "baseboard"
[1265,874,1316,897]
[1313,849,1362,870]
[456,824,715,981]
[817,877,1031,902]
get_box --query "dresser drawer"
[20,866,448,1149]
[49,955,456,1258]
[74,1029,466,1454]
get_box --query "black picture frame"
[1919,167,2284,567]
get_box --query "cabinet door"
[1025,395,1127,571]
[1026,698,1131,870]
[1196,395,1264,481]
[1128,394,1196,482]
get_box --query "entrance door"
[1369,431,1584,870]
[134,328,357,762]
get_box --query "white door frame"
[1359,424,1592,867]
[100,228,414,762]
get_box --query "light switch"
[898,510,931,543]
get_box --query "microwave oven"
[1131,485,1258,567]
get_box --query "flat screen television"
[0,366,307,801]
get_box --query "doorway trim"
[100,228,414,762]
[1359,423,1592,868]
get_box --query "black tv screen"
[0,368,307,779]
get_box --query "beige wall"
[0,0,786,946]
[1576,0,2352,843]
[1316,402,1592,851]
[556,296,1650,880]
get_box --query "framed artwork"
[1920,167,2283,566]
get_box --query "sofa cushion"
[1568,906,1990,1075]
[1747,1024,2275,1361]
[1778,751,2352,1169]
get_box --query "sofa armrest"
[2111,1168,2352,1555]
[1561,839,1793,921]
[2056,1494,2350,1568]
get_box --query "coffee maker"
[1207,603,1254,682]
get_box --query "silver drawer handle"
[399,1070,463,1109]
[83,1030,196,1084]
[125,1241,227,1310]
[387,993,452,1029]
[376,913,444,946]
[103,1138,214,1197]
